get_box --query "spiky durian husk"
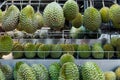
[92,43,104,59]
[103,43,114,59]
[2,5,19,31]
[49,62,61,80]
[33,11,44,29]
[77,43,91,58]
[32,64,49,80]
[59,62,79,80]
[19,5,37,33]
[12,42,24,59]
[51,44,62,58]
[72,13,83,28]
[43,2,65,30]
[0,35,13,55]
[0,64,13,80]
[60,53,75,65]
[83,7,101,31]
[115,67,120,80]
[16,62,36,80]
[100,7,110,23]
[24,43,36,58]
[60,44,74,55]
[81,62,105,80]
[109,4,120,28]
[104,71,116,80]
[63,0,79,21]
[37,44,51,58]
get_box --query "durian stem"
[114,0,117,4]
[12,0,14,5]
[20,0,23,10]
[37,0,41,12]
[102,0,105,7]
[89,0,93,7]
[29,0,31,5]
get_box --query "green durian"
[0,35,13,55]
[32,64,49,80]
[115,66,120,80]
[12,42,24,59]
[77,43,91,58]
[92,43,104,59]
[104,71,116,80]
[33,11,44,29]
[43,2,65,30]
[60,53,75,65]
[24,43,36,58]
[0,69,5,80]
[51,44,62,58]
[103,43,114,59]
[59,62,79,80]
[81,62,105,80]
[72,13,83,28]
[63,0,79,21]
[37,44,50,58]
[49,62,61,80]
[2,5,19,31]
[0,64,13,80]
[110,36,118,48]
[20,5,37,33]
[83,0,101,31]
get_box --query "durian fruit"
[32,64,49,80]
[92,43,104,59]
[15,62,36,80]
[59,62,79,80]
[0,64,13,80]
[0,9,3,24]
[43,2,65,30]
[104,71,116,80]
[77,43,91,58]
[115,66,120,80]
[24,43,36,58]
[13,61,24,80]
[72,13,83,28]
[12,42,24,59]
[83,0,101,31]
[0,69,5,80]
[60,44,74,55]
[60,53,75,65]
[20,5,37,33]
[100,0,110,23]
[33,11,44,29]
[103,43,114,59]
[49,62,61,80]
[2,5,19,31]
[37,44,50,58]
[81,62,105,80]
[63,0,79,21]
[51,44,62,58]
[109,0,120,28]
[70,26,86,39]
[110,36,118,48]
[35,43,43,50]
[116,38,120,58]
[0,35,13,55]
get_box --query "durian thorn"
[102,0,105,7]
